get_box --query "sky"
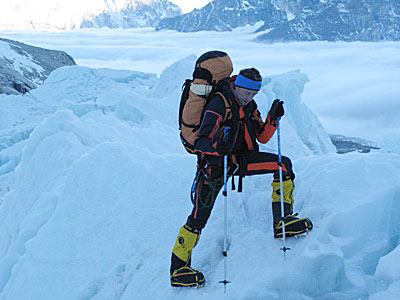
[169,0,212,13]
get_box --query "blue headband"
[235,74,262,91]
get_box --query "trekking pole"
[219,126,231,293]
[277,117,290,260]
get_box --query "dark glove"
[215,140,230,156]
[268,99,284,121]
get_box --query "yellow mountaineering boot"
[271,176,295,220]
[170,224,205,287]
[271,177,313,238]
[274,214,313,238]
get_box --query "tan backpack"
[179,51,233,154]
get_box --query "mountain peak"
[0,0,182,30]
[156,0,400,42]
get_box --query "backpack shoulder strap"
[178,79,193,130]
[215,91,232,122]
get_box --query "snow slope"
[0,37,75,94]
[0,58,399,300]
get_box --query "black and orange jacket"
[193,82,277,157]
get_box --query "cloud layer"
[1,27,399,140]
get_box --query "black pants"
[186,151,294,231]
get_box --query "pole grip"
[223,126,230,141]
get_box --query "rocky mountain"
[257,0,400,42]
[81,0,182,29]
[156,0,400,42]
[157,0,285,32]
[0,38,75,95]
[330,134,380,154]
[0,0,182,30]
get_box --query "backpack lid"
[193,51,233,84]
